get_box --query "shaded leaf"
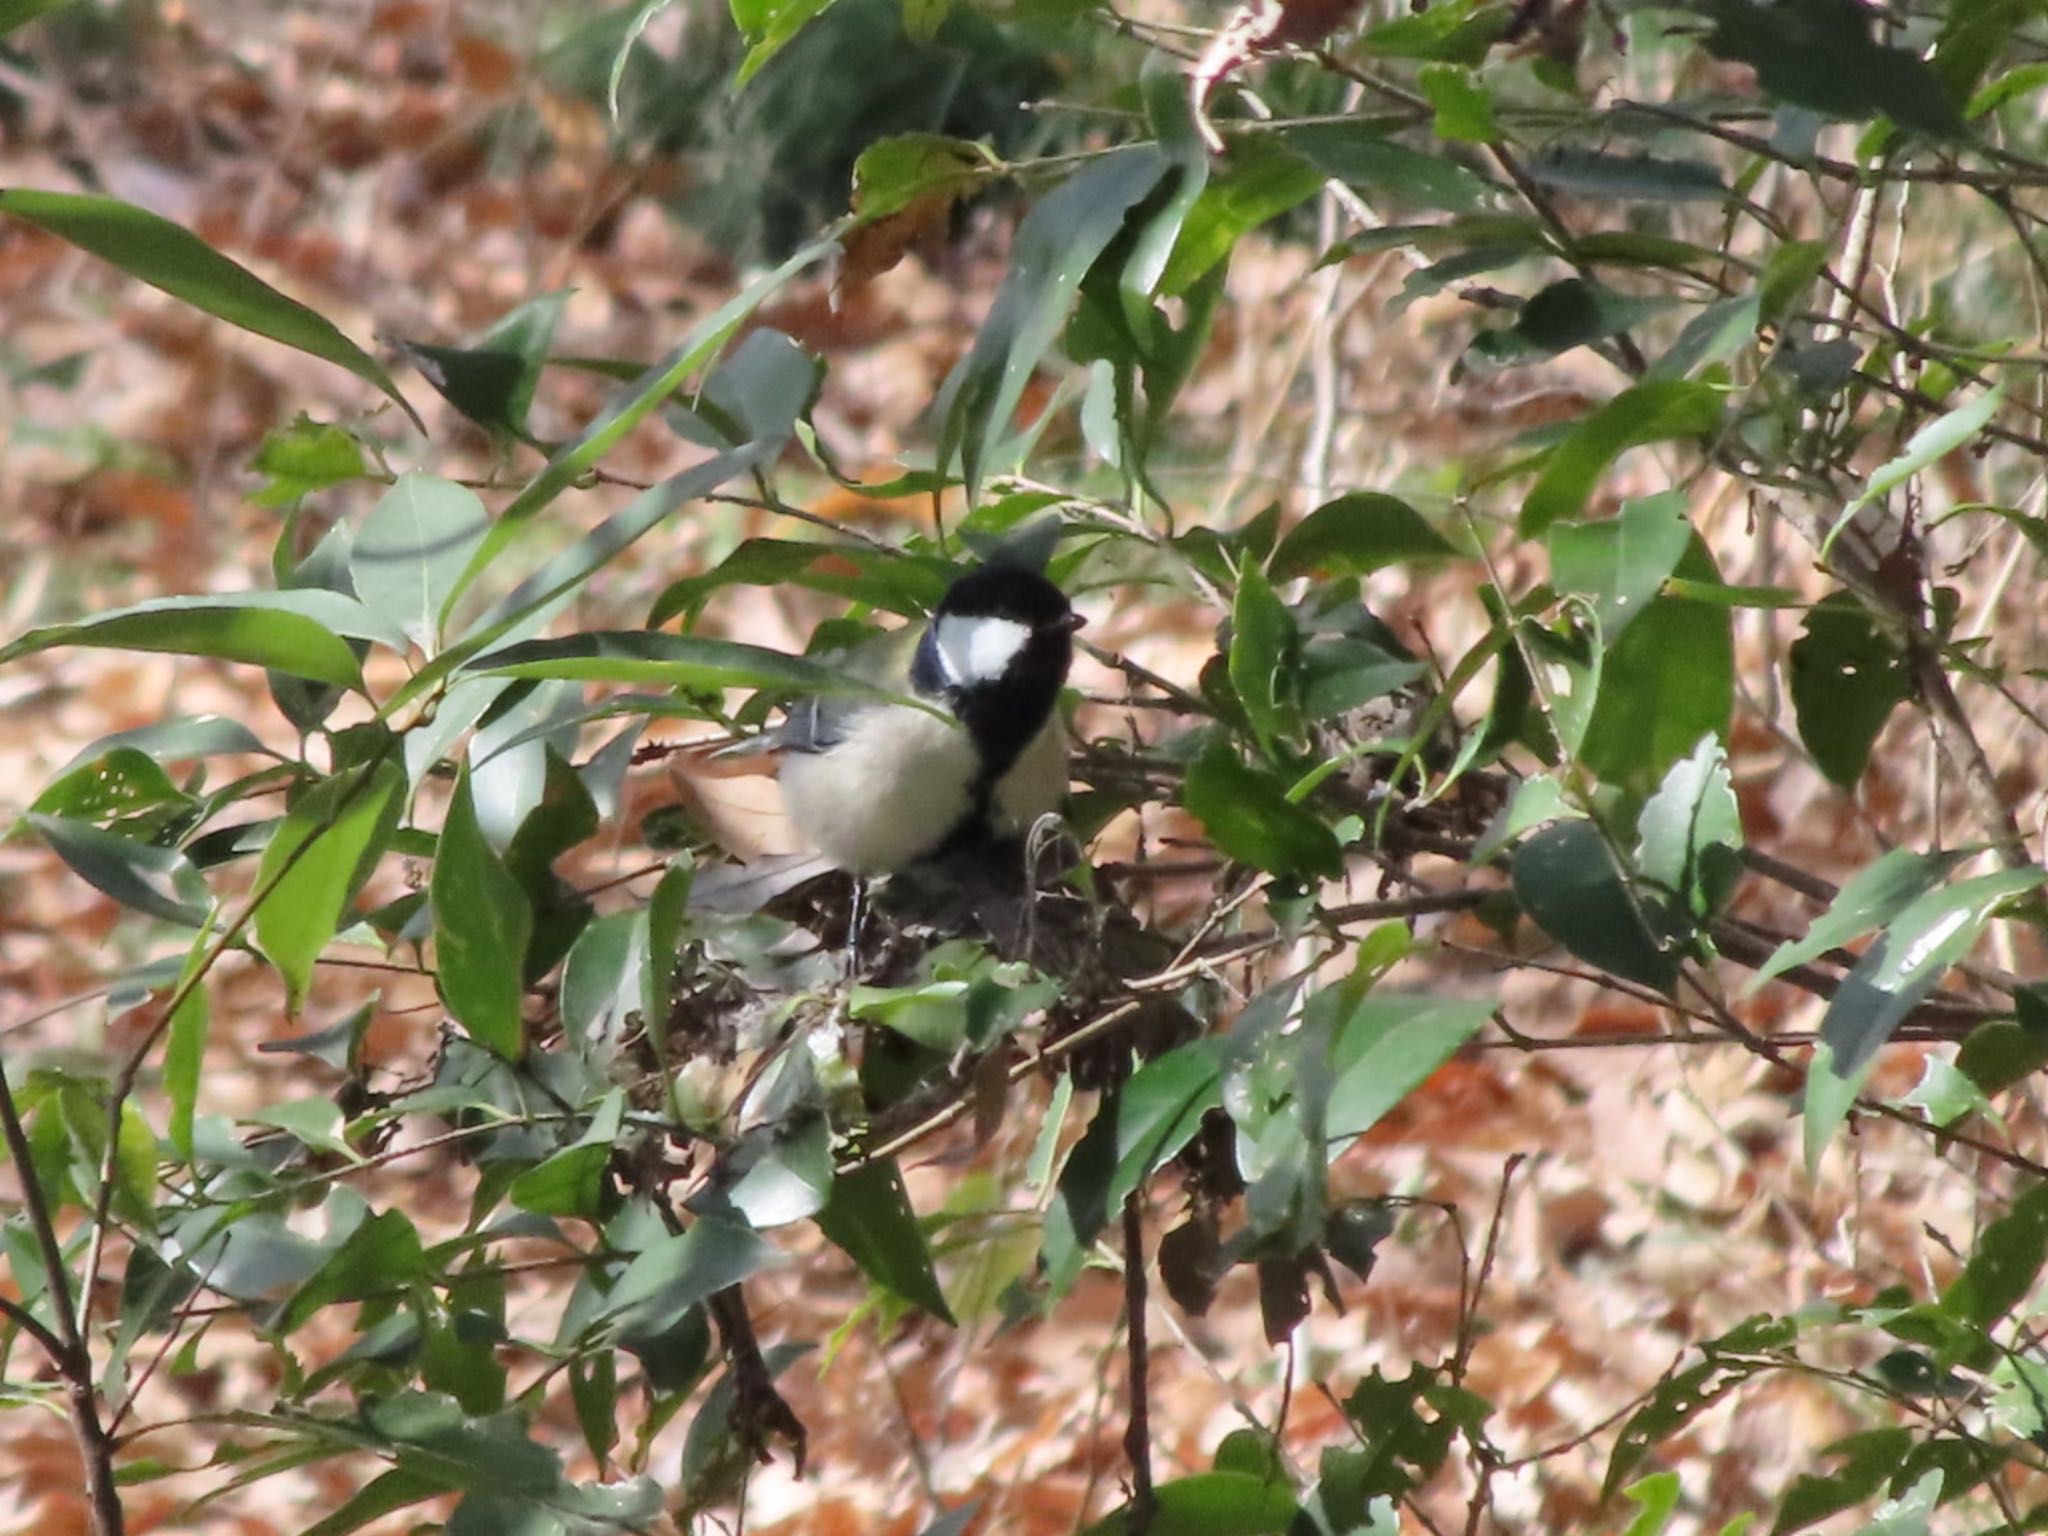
[431,769,534,1058]
[1519,381,1722,536]
[815,1158,955,1322]
[352,475,492,652]
[1789,593,1911,786]
[254,760,406,1014]
[1513,819,1678,991]
[1185,741,1343,880]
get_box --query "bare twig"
[1121,1192,1157,1536]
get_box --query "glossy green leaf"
[731,0,841,84]
[1634,735,1742,922]
[850,134,993,222]
[2,590,399,688]
[162,929,212,1161]
[1520,381,1722,536]
[651,538,949,625]
[1942,1180,2048,1330]
[471,630,901,701]
[254,759,406,1013]
[509,1090,624,1220]
[1082,1472,1298,1536]
[1513,819,1678,992]
[1418,64,1496,141]
[351,475,491,652]
[1185,741,1342,880]
[1229,567,1297,753]
[599,1216,782,1345]
[396,290,568,443]
[816,1158,955,1322]
[1577,543,1733,784]
[28,814,208,927]
[1545,490,1692,640]
[430,769,534,1058]
[1804,867,2046,1169]
[0,189,419,426]
[1108,1039,1227,1211]
[1280,122,1497,212]
[1326,994,1495,1139]
[1747,849,1971,991]
[249,417,368,508]
[442,236,836,622]
[1270,493,1460,578]
[937,147,1166,502]
[1163,135,1323,296]
[1824,385,2006,552]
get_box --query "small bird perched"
[776,563,1083,874]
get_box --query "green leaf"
[1082,1472,1298,1536]
[396,290,568,443]
[1269,493,1460,579]
[1513,819,1679,992]
[1546,490,1692,640]
[1524,147,1727,202]
[162,930,212,1161]
[1163,135,1324,297]
[351,475,491,653]
[471,630,903,701]
[1230,568,1298,754]
[1418,64,1497,142]
[281,1209,427,1333]
[1519,381,1722,536]
[2,590,399,688]
[1185,740,1342,880]
[816,1159,955,1322]
[1621,1473,1683,1536]
[1788,593,1911,786]
[1634,734,1742,922]
[441,236,836,624]
[1702,0,1967,138]
[1957,1015,2048,1096]
[937,147,1167,502]
[298,1470,446,1536]
[27,815,209,927]
[509,1090,624,1220]
[1577,542,1734,784]
[1771,1429,1914,1536]
[599,1216,782,1345]
[1824,385,2005,552]
[1747,849,1970,992]
[850,133,994,222]
[249,417,368,508]
[731,0,841,84]
[430,769,534,1058]
[559,911,647,1043]
[254,760,406,1013]
[1943,1181,2048,1330]
[0,189,420,427]
[651,538,949,625]
[1326,994,1495,1139]
[1803,868,2046,1169]
[0,0,79,37]
[1108,1040,1227,1211]
[1280,122,1497,212]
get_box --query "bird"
[774,562,1084,876]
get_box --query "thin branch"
[1121,1193,1157,1536]
[0,1051,123,1536]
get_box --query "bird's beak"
[1055,612,1086,633]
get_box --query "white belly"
[778,706,1068,874]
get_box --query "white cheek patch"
[934,614,1031,685]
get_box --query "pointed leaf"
[254,760,407,1012]
[351,475,491,652]
[0,189,419,426]
[431,769,533,1058]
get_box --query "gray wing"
[767,693,867,756]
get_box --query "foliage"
[6,0,2048,1533]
